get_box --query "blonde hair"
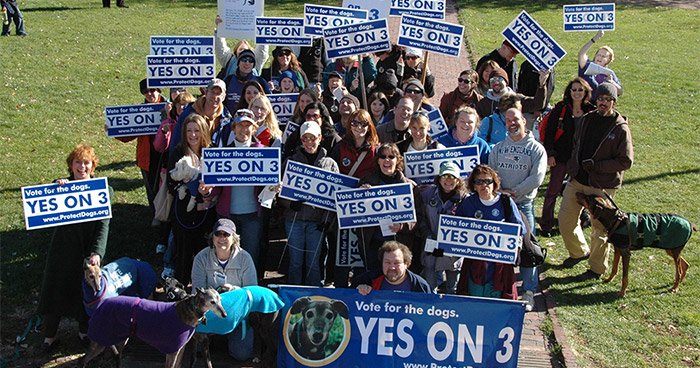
[598,46,615,64]
[248,95,282,141]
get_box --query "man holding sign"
[454,165,525,300]
[278,122,339,286]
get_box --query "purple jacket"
[88,296,194,355]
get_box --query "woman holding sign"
[454,165,525,300]
[278,122,339,286]
[357,142,422,273]
[168,115,215,286]
[248,95,281,147]
[37,144,111,353]
[578,30,622,99]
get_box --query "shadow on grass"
[98,160,136,172]
[22,7,85,12]
[623,167,700,185]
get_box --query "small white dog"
[169,155,200,212]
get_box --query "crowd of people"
[37,21,632,362]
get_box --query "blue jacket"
[169,99,233,153]
[477,110,507,146]
[438,127,491,166]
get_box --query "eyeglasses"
[597,96,614,102]
[458,78,476,84]
[302,135,319,142]
[441,174,457,180]
[570,88,585,92]
[405,89,423,95]
[378,154,396,160]
[240,57,255,63]
[405,55,419,60]
[489,76,505,83]
[278,50,291,56]
[474,178,494,185]
[305,113,321,120]
[350,120,370,128]
[214,231,230,237]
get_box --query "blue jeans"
[517,201,538,292]
[285,219,325,286]
[423,269,460,294]
[163,230,175,268]
[230,213,263,273]
[227,323,253,361]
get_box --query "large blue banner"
[22,178,112,230]
[277,286,525,368]
[104,103,166,138]
[280,161,360,211]
[201,147,281,186]
[404,146,479,185]
[149,36,215,55]
[335,183,416,229]
[501,11,567,70]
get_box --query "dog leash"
[0,315,41,367]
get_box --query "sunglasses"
[489,76,505,83]
[405,89,423,95]
[378,154,396,160]
[305,113,321,120]
[278,50,291,56]
[458,78,475,84]
[570,88,585,92]
[350,120,370,128]
[240,57,255,63]
[474,178,494,185]
[597,96,614,102]
[405,55,419,60]
[441,174,457,180]
[302,135,319,142]
[214,231,230,237]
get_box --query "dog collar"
[191,297,206,319]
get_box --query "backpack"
[538,104,568,143]
[500,194,547,267]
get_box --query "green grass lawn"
[458,1,700,367]
[1,0,699,367]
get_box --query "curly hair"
[66,144,98,177]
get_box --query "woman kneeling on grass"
[37,144,112,353]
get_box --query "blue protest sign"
[501,11,567,70]
[280,161,360,211]
[324,19,391,59]
[281,122,299,146]
[22,178,112,231]
[390,0,445,19]
[563,3,615,31]
[146,55,215,88]
[425,108,448,141]
[397,15,464,57]
[149,36,215,56]
[303,4,368,36]
[104,103,166,138]
[343,0,391,21]
[255,17,312,46]
[336,228,364,267]
[268,94,298,127]
[201,147,281,186]
[277,286,525,367]
[335,183,416,229]
[404,146,479,185]
[437,214,522,264]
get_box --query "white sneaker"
[155,244,167,254]
[161,267,175,279]
[523,290,535,312]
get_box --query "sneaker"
[161,267,175,279]
[562,253,590,268]
[155,244,166,254]
[522,290,534,312]
[576,269,601,281]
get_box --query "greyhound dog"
[575,192,694,297]
[288,297,349,360]
[81,287,226,368]
[82,257,157,316]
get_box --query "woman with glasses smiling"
[191,218,257,361]
[330,109,378,180]
[454,164,525,300]
[356,143,423,273]
[439,70,482,126]
[539,78,595,238]
[283,102,341,161]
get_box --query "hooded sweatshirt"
[488,131,547,204]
